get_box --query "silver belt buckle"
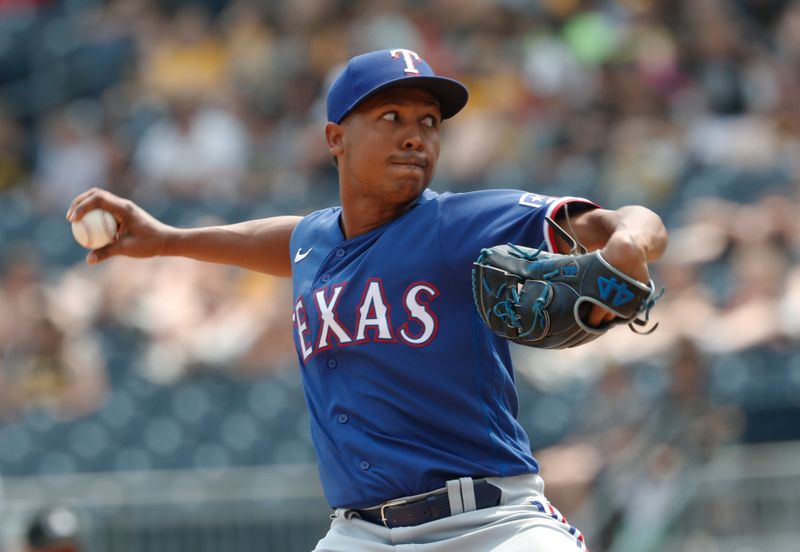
[379,499,408,528]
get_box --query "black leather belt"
[354,480,502,528]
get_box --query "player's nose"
[401,126,424,151]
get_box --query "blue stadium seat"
[192,442,233,469]
[37,450,79,475]
[112,446,154,472]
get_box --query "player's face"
[334,87,442,204]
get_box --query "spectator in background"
[0,104,28,192]
[605,340,743,550]
[24,506,83,552]
[683,0,783,170]
[126,256,294,383]
[127,2,250,201]
[219,1,275,97]
[0,248,50,419]
[132,92,248,201]
[539,339,743,550]
[0,247,108,421]
[777,1,800,65]
[137,4,227,101]
[33,104,110,212]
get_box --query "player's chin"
[388,164,430,190]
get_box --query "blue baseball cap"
[327,48,469,124]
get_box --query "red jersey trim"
[544,197,599,253]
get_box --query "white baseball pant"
[313,474,587,551]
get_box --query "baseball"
[71,209,118,249]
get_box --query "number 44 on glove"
[472,219,664,349]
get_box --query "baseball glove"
[472,224,662,349]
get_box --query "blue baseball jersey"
[289,188,596,509]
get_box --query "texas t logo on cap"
[390,48,421,74]
[326,48,469,124]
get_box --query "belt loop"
[446,479,463,515]
[333,508,355,520]
[459,477,477,512]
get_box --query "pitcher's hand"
[586,232,650,327]
[67,188,175,264]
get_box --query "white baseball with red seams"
[71,208,118,249]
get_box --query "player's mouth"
[389,155,428,170]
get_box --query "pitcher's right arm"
[67,188,299,277]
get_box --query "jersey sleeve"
[437,190,598,279]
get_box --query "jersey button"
[321,274,330,283]
[337,413,348,424]
[327,358,337,369]
[359,461,370,470]
[335,248,345,258]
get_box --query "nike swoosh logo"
[294,248,313,263]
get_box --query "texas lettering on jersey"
[293,279,440,360]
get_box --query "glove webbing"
[478,241,558,338]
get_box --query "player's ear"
[325,122,344,158]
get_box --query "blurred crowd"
[2,0,800,547]
[0,0,798,210]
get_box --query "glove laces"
[481,241,555,338]
[629,285,665,334]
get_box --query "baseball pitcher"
[67,48,668,551]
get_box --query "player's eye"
[381,111,398,121]
[422,115,437,127]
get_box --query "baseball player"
[67,49,667,551]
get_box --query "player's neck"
[339,195,418,240]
